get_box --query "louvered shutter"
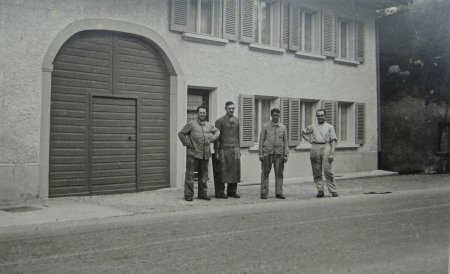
[289,98,301,146]
[223,0,239,40]
[170,0,190,32]
[355,103,365,144]
[281,2,290,49]
[240,0,255,43]
[321,100,338,138]
[239,94,255,147]
[321,12,336,57]
[289,5,300,51]
[280,97,290,134]
[355,21,365,63]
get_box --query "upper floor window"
[254,1,272,45]
[170,0,221,38]
[189,0,214,35]
[337,19,354,60]
[284,5,321,55]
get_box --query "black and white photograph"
[0,0,449,273]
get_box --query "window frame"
[253,95,278,145]
[299,99,320,144]
[336,17,355,60]
[338,102,355,144]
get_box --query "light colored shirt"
[303,122,337,144]
[178,118,220,159]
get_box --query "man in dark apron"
[213,101,241,199]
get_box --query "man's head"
[271,108,281,123]
[197,105,208,121]
[225,101,235,117]
[316,109,326,124]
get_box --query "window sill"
[295,52,326,61]
[334,58,360,66]
[181,33,228,46]
[249,44,285,55]
[248,144,260,152]
[336,143,360,149]
[295,142,360,151]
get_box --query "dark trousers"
[217,182,238,196]
[260,154,284,197]
[184,155,209,198]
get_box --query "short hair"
[316,109,326,115]
[271,108,281,115]
[197,105,208,112]
[225,101,235,108]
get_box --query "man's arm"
[283,127,289,162]
[329,140,337,163]
[211,124,220,142]
[258,126,267,161]
[178,123,192,147]
[214,119,222,152]
[301,127,314,144]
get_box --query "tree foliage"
[380,0,450,118]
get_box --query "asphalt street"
[0,175,449,274]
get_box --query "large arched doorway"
[49,30,170,197]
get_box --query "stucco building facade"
[0,0,403,202]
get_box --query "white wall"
[0,0,379,202]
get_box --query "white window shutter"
[240,0,255,43]
[289,6,300,51]
[223,0,239,41]
[289,98,301,146]
[239,94,255,147]
[321,12,336,57]
[355,102,365,144]
[355,21,365,63]
[170,0,190,32]
[281,2,290,49]
[321,100,338,137]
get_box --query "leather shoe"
[260,195,267,199]
[185,197,193,201]
[316,191,324,198]
[216,194,227,199]
[276,194,286,199]
[228,193,240,198]
[332,192,339,197]
[198,196,211,201]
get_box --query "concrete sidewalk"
[1,170,449,228]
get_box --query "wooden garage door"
[49,31,170,197]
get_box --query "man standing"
[214,101,241,199]
[178,105,220,201]
[259,108,289,199]
[301,109,338,198]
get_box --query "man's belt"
[312,141,327,144]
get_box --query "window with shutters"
[240,0,282,51]
[170,0,226,44]
[238,94,277,148]
[288,6,321,55]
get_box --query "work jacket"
[259,121,289,157]
[178,118,220,159]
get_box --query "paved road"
[1,186,449,274]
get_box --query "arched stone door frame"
[40,19,185,198]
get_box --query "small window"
[301,100,319,143]
[189,0,215,35]
[338,102,354,142]
[337,18,354,60]
[301,11,320,54]
[254,97,274,143]
[254,1,272,45]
